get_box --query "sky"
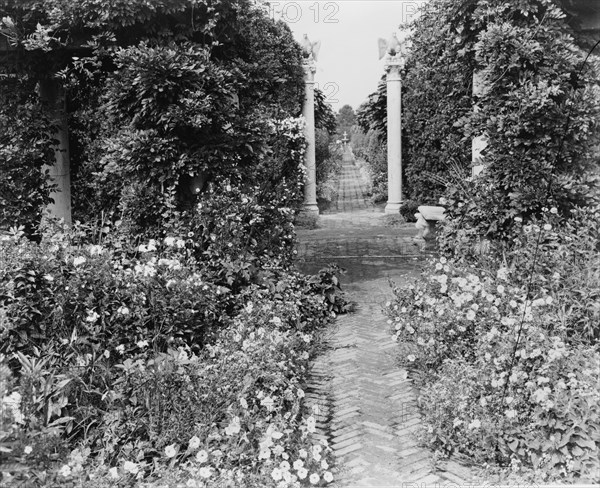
[265,0,427,112]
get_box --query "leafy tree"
[0,77,55,234]
[314,88,336,134]
[336,104,356,138]
[444,0,600,242]
[0,0,306,234]
[358,0,600,236]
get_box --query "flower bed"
[385,206,600,482]
[0,213,344,486]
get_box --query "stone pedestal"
[384,55,403,214]
[301,59,319,217]
[414,205,445,242]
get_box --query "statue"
[301,34,321,62]
[377,32,404,60]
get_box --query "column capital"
[303,58,317,82]
[384,54,404,76]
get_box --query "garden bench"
[414,205,445,241]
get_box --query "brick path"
[296,149,472,488]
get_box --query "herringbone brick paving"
[297,149,472,487]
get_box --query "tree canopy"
[0,0,307,234]
[358,0,600,235]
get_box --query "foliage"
[0,78,56,236]
[351,129,387,204]
[314,129,342,207]
[314,89,336,135]
[385,207,600,481]
[0,219,347,486]
[313,92,342,207]
[0,0,306,234]
[400,0,474,204]
[443,0,600,243]
[335,104,356,138]
[399,200,419,223]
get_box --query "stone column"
[39,78,72,225]
[301,58,319,216]
[384,55,403,214]
[472,70,488,177]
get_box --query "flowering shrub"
[0,216,344,486]
[386,210,600,481]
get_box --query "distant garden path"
[296,150,473,487]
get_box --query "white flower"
[466,310,476,321]
[310,473,320,484]
[137,244,148,253]
[312,444,322,456]
[298,448,308,459]
[225,416,241,436]
[324,471,334,483]
[188,436,200,450]
[439,197,448,205]
[59,464,71,477]
[240,397,248,409]
[439,257,447,264]
[103,349,110,359]
[109,467,119,479]
[176,239,186,248]
[261,396,275,411]
[280,460,290,471]
[164,444,177,458]
[85,310,100,323]
[123,461,138,474]
[505,409,517,419]
[468,419,481,430]
[198,467,212,478]
[73,256,86,266]
[543,224,552,231]
[137,340,149,349]
[321,459,329,469]
[550,207,558,214]
[44,274,54,282]
[117,306,130,316]
[497,284,505,294]
[306,416,316,433]
[24,446,33,455]
[514,216,522,222]
[88,244,104,255]
[297,467,308,479]
[196,450,208,463]
[407,354,416,362]
[116,344,125,355]
[271,468,283,481]
[297,388,305,398]
[164,236,175,246]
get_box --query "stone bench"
[414,205,445,241]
